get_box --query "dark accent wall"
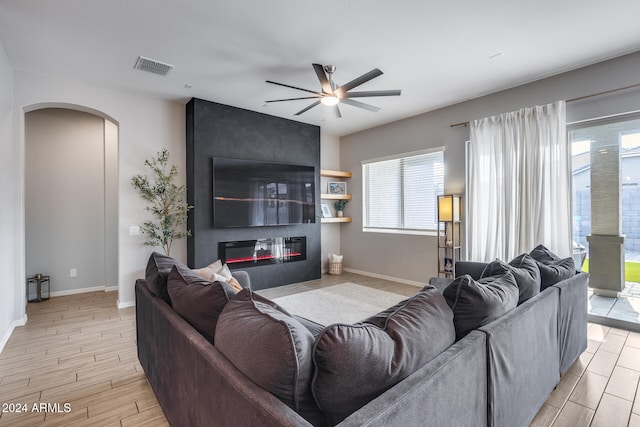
[186,98,321,290]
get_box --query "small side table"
[27,274,50,302]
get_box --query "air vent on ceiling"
[133,56,174,76]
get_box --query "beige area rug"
[272,282,409,326]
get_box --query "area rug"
[272,282,409,326]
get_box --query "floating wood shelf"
[320,169,352,224]
[320,169,352,178]
[321,217,352,223]
[321,194,352,200]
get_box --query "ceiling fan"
[265,64,401,118]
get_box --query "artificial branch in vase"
[131,149,192,256]
[334,199,348,217]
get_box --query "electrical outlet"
[70,268,77,278]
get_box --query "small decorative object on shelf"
[321,169,352,223]
[328,181,347,195]
[321,203,332,218]
[437,194,462,278]
[334,199,348,218]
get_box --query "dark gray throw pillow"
[166,264,237,343]
[529,244,575,290]
[443,272,519,340]
[214,289,323,426]
[145,251,186,304]
[312,286,455,425]
[481,255,541,304]
[530,244,561,263]
[534,257,575,290]
[509,254,541,303]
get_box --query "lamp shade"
[438,194,461,222]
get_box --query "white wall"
[104,119,118,288]
[320,131,341,272]
[12,70,186,312]
[0,38,20,352]
[25,108,108,295]
[340,51,640,284]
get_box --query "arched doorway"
[24,105,118,300]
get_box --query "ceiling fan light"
[321,96,339,106]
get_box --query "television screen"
[213,158,316,228]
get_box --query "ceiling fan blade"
[312,64,333,94]
[332,105,342,119]
[265,96,321,103]
[294,100,322,116]
[341,98,380,113]
[333,68,383,97]
[344,89,401,98]
[266,80,323,96]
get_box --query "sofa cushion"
[311,286,455,425]
[214,289,322,425]
[145,252,186,304]
[481,255,541,304]
[529,244,575,290]
[166,264,237,343]
[443,272,519,339]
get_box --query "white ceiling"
[1,1,639,137]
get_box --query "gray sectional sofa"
[135,253,588,427]
[452,259,589,427]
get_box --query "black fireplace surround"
[186,98,322,291]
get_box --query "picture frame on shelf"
[328,181,347,195]
[321,203,332,218]
[444,257,453,273]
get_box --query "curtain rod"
[449,82,640,128]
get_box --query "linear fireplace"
[219,237,306,269]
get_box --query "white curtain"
[467,100,571,261]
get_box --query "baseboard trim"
[0,314,28,354]
[342,268,424,288]
[50,285,118,298]
[117,300,135,309]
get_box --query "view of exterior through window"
[570,117,640,284]
[362,149,444,233]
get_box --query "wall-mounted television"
[213,157,316,228]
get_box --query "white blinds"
[363,149,444,232]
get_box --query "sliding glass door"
[570,115,640,292]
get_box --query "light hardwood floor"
[1,272,639,426]
[0,291,168,427]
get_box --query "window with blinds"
[362,148,444,233]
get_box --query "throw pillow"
[443,272,519,340]
[530,244,561,263]
[145,252,186,304]
[529,244,575,290]
[166,264,237,343]
[214,263,243,292]
[214,289,323,426]
[481,255,541,304]
[191,258,222,281]
[311,286,455,425]
[193,260,243,292]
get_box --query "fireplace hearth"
[219,237,306,269]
